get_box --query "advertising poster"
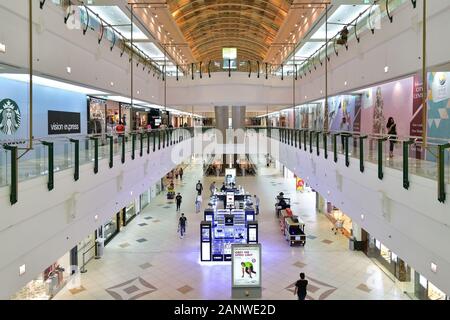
[232,245,261,287]
[410,74,424,158]
[296,177,304,192]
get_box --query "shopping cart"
[331,219,344,235]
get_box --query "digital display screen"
[248,228,257,242]
[201,228,210,241]
[232,245,261,287]
[201,243,211,261]
[205,214,213,222]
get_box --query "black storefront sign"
[48,110,81,135]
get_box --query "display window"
[428,282,447,300]
[11,252,71,300]
[105,100,120,134]
[140,189,151,210]
[89,98,106,134]
[103,217,118,241]
[380,243,391,263]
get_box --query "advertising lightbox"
[231,244,261,287]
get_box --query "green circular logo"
[0,99,21,135]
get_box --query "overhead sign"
[48,110,81,135]
[232,244,261,287]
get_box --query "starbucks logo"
[0,99,21,135]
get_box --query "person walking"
[179,167,184,180]
[195,194,202,213]
[253,195,260,215]
[178,213,187,238]
[175,168,179,180]
[209,181,216,196]
[175,193,182,212]
[386,117,397,158]
[196,180,203,195]
[294,273,308,300]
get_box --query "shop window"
[380,243,391,263]
[427,282,447,300]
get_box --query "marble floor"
[54,159,410,300]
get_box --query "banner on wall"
[48,110,81,135]
[410,74,424,158]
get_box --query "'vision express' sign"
[48,110,81,135]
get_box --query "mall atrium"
[0,0,449,301]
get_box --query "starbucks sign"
[0,99,21,135]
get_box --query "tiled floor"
[54,159,410,300]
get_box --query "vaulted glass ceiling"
[166,0,294,62]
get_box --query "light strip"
[0,73,107,95]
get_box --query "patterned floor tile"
[119,242,130,248]
[69,286,86,295]
[356,283,372,293]
[322,239,333,244]
[136,238,148,243]
[177,285,194,294]
[293,261,307,268]
[138,223,148,226]
[153,220,160,223]
[285,276,337,300]
[307,235,317,240]
[144,216,153,220]
[139,263,152,270]
[106,277,157,300]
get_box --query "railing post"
[438,143,450,203]
[298,129,303,149]
[294,129,298,148]
[333,133,340,163]
[106,135,113,168]
[323,132,328,159]
[402,139,415,189]
[342,134,350,167]
[170,128,173,145]
[120,134,126,164]
[139,132,144,157]
[167,129,170,146]
[290,129,294,146]
[153,131,156,152]
[131,133,136,160]
[377,137,388,180]
[89,137,99,174]
[359,135,368,172]
[316,131,320,156]
[3,145,18,205]
[42,141,54,191]
[309,130,313,154]
[159,130,162,149]
[147,132,151,154]
[69,139,79,181]
[304,130,308,151]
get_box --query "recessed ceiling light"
[155,14,158,18]
[431,262,437,273]
[384,66,389,73]
[344,81,348,86]
[19,264,26,276]
[137,90,140,94]
[0,42,6,53]
[66,66,71,74]
[110,81,114,86]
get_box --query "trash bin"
[96,238,105,259]
[349,237,355,251]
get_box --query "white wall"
[268,136,450,295]
[0,138,193,299]
[0,0,164,104]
